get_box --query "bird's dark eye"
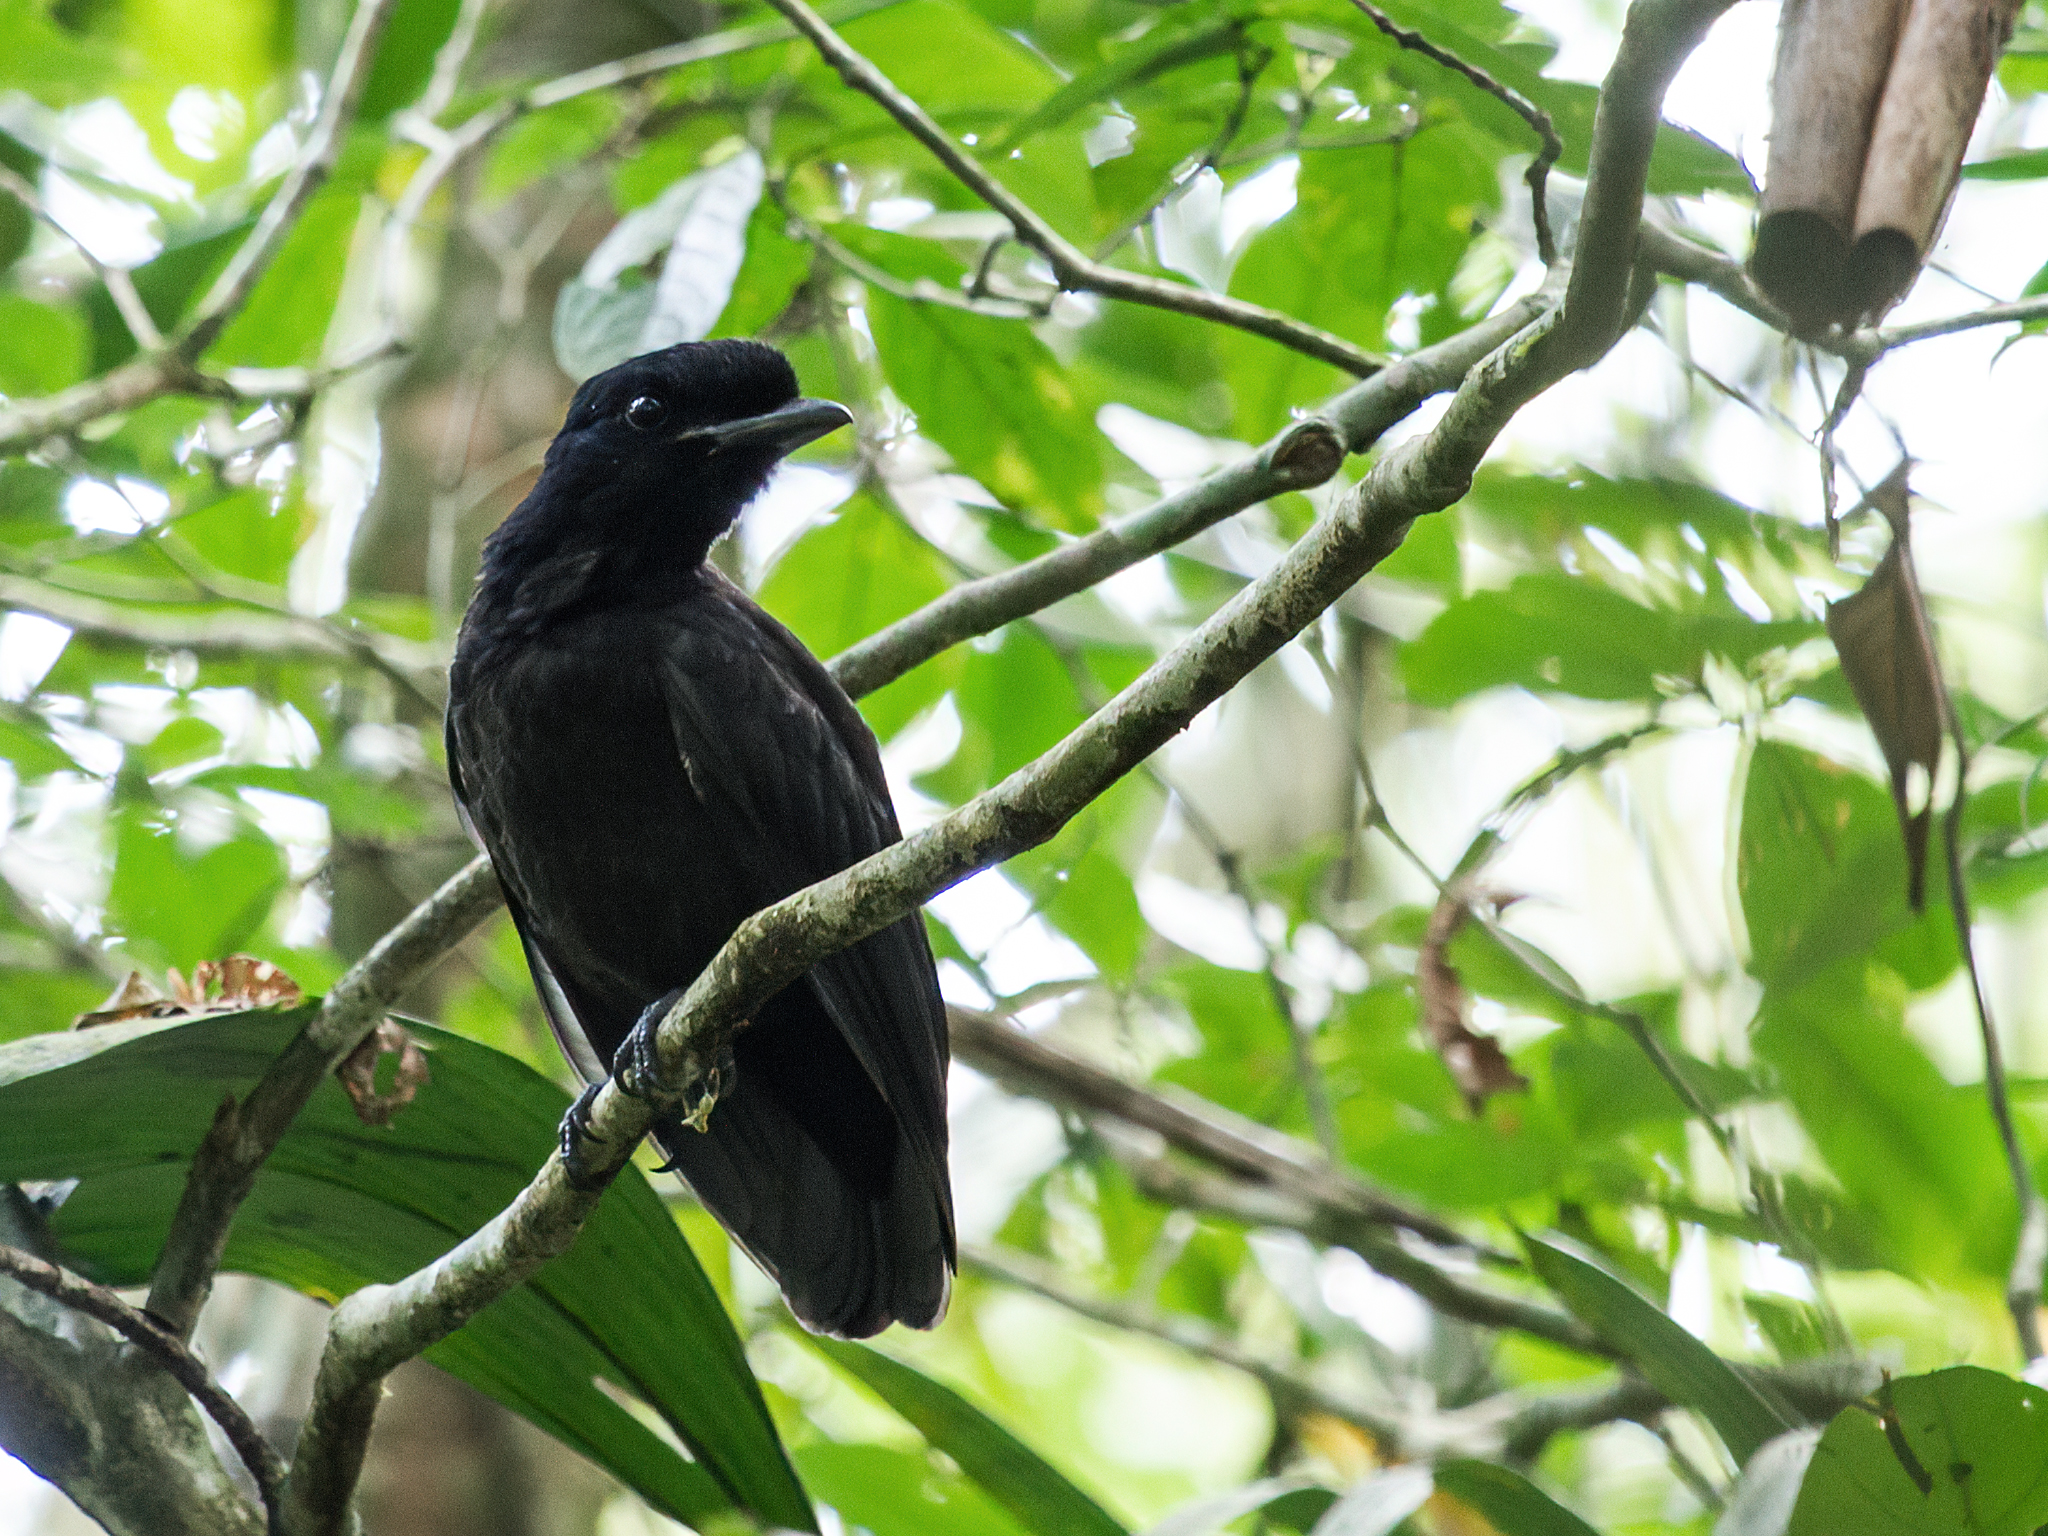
[624,394,668,430]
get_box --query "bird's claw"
[558,1082,609,1191]
[610,990,738,1137]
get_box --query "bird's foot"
[612,989,738,1138]
[558,1083,610,1191]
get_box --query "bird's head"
[492,340,852,582]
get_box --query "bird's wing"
[654,586,951,1199]
[446,708,607,1085]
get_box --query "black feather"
[446,339,954,1336]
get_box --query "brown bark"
[1752,0,1908,325]
[1848,0,2025,316]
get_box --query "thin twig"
[966,1242,1405,1441]
[0,164,162,350]
[759,0,1387,377]
[0,1243,286,1512]
[1343,0,1562,264]
[1165,783,1345,1159]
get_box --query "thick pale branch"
[760,0,1387,377]
[0,1193,263,1536]
[0,1243,283,1512]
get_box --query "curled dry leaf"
[1418,883,1530,1112]
[73,954,303,1028]
[336,1018,432,1128]
[1824,464,1944,909]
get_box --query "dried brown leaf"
[1418,885,1530,1112]
[336,1018,432,1128]
[75,956,305,1028]
[1825,464,1945,908]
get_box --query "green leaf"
[1525,1232,1791,1466]
[851,228,1104,528]
[0,293,87,395]
[1432,1460,1601,1536]
[0,1009,815,1531]
[1789,1369,2048,1536]
[205,188,360,367]
[1402,575,1818,706]
[796,1441,1032,1536]
[1752,960,2012,1284]
[809,1337,1129,1536]
[106,799,287,968]
[1737,743,1956,993]
[1225,124,1499,436]
[759,489,960,739]
[710,195,814,340]
[1962,148,2048,181]
[991,19,1244,154]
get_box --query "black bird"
[446,339,955,1337]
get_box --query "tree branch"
[758,0,1389,377]
[0,0,399,458]
[144,857,503,1339]
[827,293,1544,698]
[0,1190,264,1536]
[0,1242,284,1514]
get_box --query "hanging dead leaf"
[1824,464,1945,908]
[336,1018,432,1127]
[1418,883,1530,1112]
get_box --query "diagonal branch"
[758,0,1388,377]
[827,292,1544,697]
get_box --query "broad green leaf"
[0,0,126,104]
[106,799,287,967]
[205,188,362,368]
[1962,148,2048,181]
[761,490,960,739]
[991,18,1244,154]
[796,1441,1032,1536]
[1433,1460,1600,1536]
[1402,575,1817,706]
[1737,743,1956,992]
[1752,960,2012,1284]
[915,624,1085,804]
[0,293,87,395]
[1526,1232,1791,1466]
[359,0,462,120]
[86,219,250,374]
[1225,125,1499,435]
[1789,1369,2048,1536]
[810,1337,1129,1536]
[710,195,814,340]
[851,228,1104,528]
[0,1009,815,1531]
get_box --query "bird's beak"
[682,398,853,456]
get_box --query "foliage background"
[6,0,2048,1531]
